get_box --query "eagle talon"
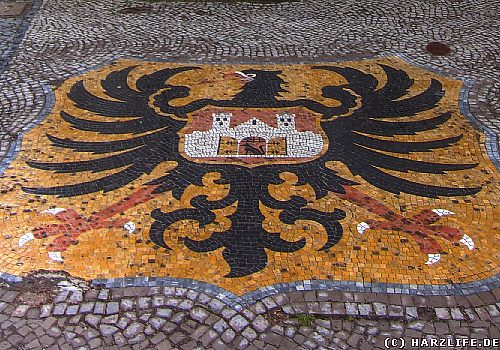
[459,234,475,250]
[425,253,441,265]
[19,232,34,247]
[48,252,64,262]
[41,208,67,215]
[431,209,455,217]
[357,222,370,235]
[124,221,136,234]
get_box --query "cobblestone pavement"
[0,274,499,349]
[0,0,499,349]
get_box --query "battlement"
[183,112,323,159]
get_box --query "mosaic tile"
[0,57,498,295]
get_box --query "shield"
[179,107,327,166]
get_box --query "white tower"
[212,113,231,131]
[276,113,295,130]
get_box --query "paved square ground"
[0,0,498,349]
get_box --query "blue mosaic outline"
[0,53,498,301]
[0,0,46,173]
[92,274,500,307]
[0,84,55,173]
[386,52,500,169]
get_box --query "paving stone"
[12,304,30,317]
[190,306,210,322]
[40,334,56,347]
[128,333,146,345]
[39,304,53,318]
[250,315,270,334]
[41,317,57,330]
[47,326,62,337]
[7,334,23,346]
[172,312,187,324]
[157,308,173,318]
[242,327,257,341]
[138,312,151,323]
[66,305,79,315]
[25,338,41,349]
[450,308,466,320]
[53,303,67,316]
[117,317,130,330]
[178,299,194,310]
[208,299,225,313]
[94,302,106,315]
[152,296,165,307]
[114,332,128,347]
[69,291,84,304]
[406,306,418,319]
[88,337,102,349]
[97,289,109,301]
[79,302,95,314]
[213,318,229,333]
[435,308,451,320]
[262,332,282,347]
[123,322,144,338]
[100,324,118,337]
[388,305,404,317]
[169,331,186,344]
[221,328,236,344]
[121,299,134,311]
[229,314,249,332]
[106,302,119,315]
[85,314,102,327]
[149,316,166,330]
[101,314,118,324]
[69,337,85,347]
[137,297,151,309]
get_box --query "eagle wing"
[313,64,481,198]
[23,65,200,197]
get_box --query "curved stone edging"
[0,283,498,350]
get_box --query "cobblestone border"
[91,275,500,309]
[0,82,55,173]
[459,80,500,169]
[1,283,498,349]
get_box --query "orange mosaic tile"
[0,57,498,295]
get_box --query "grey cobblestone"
[0,0,499,349]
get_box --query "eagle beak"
[202,71,255,84]
[234,71,256,82]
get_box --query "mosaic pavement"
[0,0,499,348]
[1,56,499,296]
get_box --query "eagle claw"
[19,232,35,247]
[41,208,67,215]
[124,221,136,234]
[48,251,64,262]
[431,209,455,217]
[357,222,370,235]
[459,234,475,250]
[425,253,441,265]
